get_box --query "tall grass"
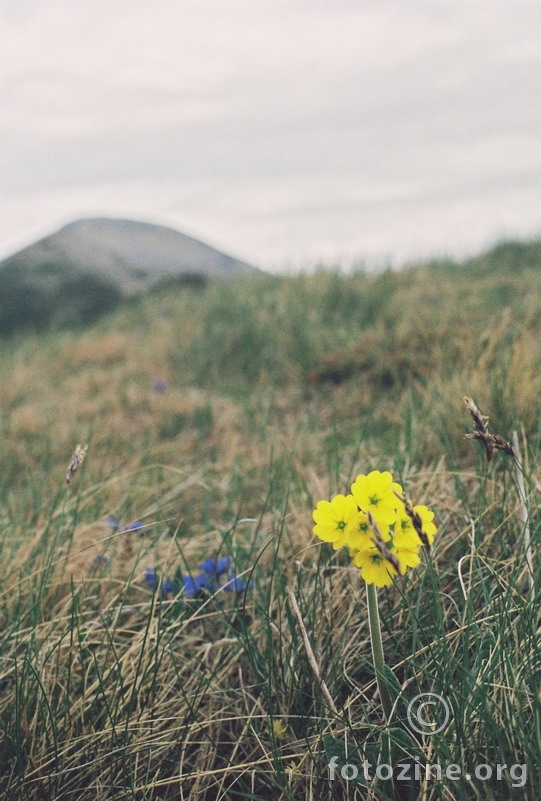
[0,243,540,798]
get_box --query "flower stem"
[366,582,393,721]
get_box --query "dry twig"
[65,443,88,484]
[367,511,402,574]
[512,430,535,602]
[394,491,430,548]
[463,397,514,464]
[286,586,338,715]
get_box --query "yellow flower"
[393,544,421,571]
[351,544,400,587]
[312,494,357,550]
[285,761,303,778]
[347,510,390,551]
[272,719,288,739]
[312,473,437,587]
[394,504,437,547]
[351,470,403,526]
[393,512,423,549]
[414,504,437,545]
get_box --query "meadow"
[0,239,540,799]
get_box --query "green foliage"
[150,272,209,292]
[469,238,541,275]
[0,239,540,798]
[0,263,122,334]
[53,272,123,325]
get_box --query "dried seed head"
[463,397,514,463]
[394,490,430,548]
[367,511,402,574]
[66,444,88,484]
[463,396,490,436]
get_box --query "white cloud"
[1,0,541,268]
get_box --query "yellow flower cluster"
[312,470,437,587]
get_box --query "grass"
[0,240,540,799]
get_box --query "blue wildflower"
[182,573,210,597]
[144,567,159,590]
[153,378,167,394]
[144,567,175,596]
[104,517,149,533]
[199,556,230,578]
[222,573,254,593]
[147,555,253,600]
[122,520,148,533]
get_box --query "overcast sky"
[1,1,541,271]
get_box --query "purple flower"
[104,517,149,534]
[199,556,230,578]
[122,520,148,533]
[146,554,253,601]
[153,378,167,394]
[222,574,254,593]
[182,572,210,597]
[144,567,175,596]
[144,567,159,590]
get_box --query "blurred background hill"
[0,217,259,333]
[1,234,540,496]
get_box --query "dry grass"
[0,253,540,799]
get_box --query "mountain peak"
[15,216,258,285]
[0,217,260,333]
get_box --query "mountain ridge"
[1,217,258,288]
[0,217,260,333]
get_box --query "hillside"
[1,235,540,498]
[0,217,259,333]
[0,238,540,800]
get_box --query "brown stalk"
[65,443,88,484]
[394,491,430,548]
[367,511,402,574]
[463,397,514,464]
